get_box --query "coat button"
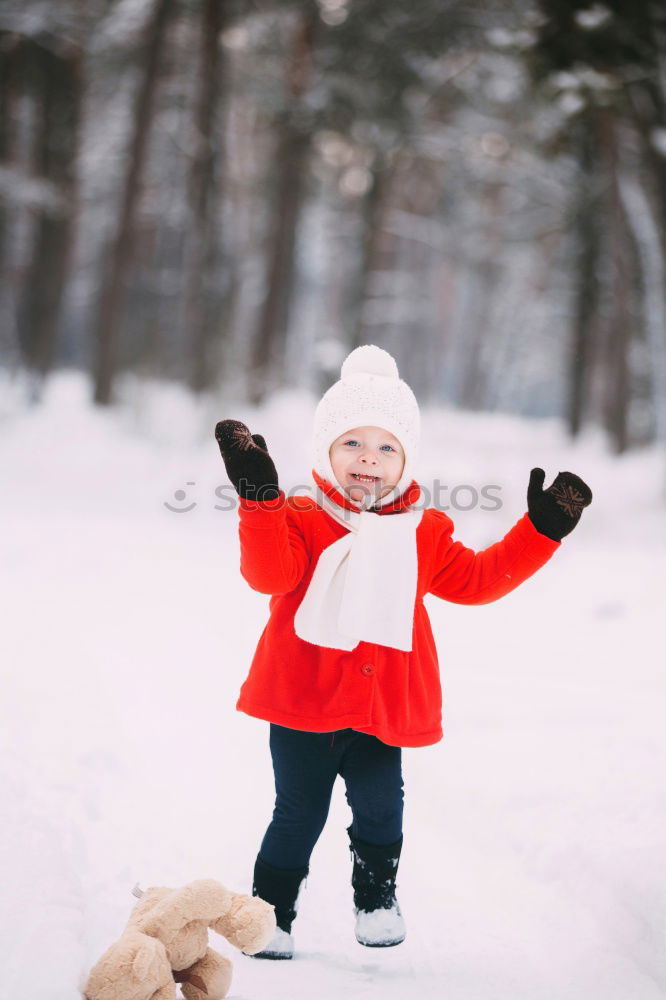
[360,663,374,676]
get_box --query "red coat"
[234,471,560,748]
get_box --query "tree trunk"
[0,32,19,275]
[617,150,666,467]
[624,16,666,289]
[567,115,602,438]
[8,38,82,392]
[183,0,226,394]
[0,31,22,366]
[247,8,319,406]
[91,0,173,406]
[600,113,635,453]
[391,152,441,400]
[457,177,504,410]
[349,149,395,351]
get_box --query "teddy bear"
[82,878,276,1000]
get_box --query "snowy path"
[1,373,665,999]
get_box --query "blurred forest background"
[1,0,666,454]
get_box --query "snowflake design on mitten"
[231,423,252,450]
[551,482,587,517]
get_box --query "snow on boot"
[250,926,295,960]
[355,902,406,948]
[244,855,309,960]
[347,825,406,948]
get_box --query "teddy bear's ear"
[131,934,168,980]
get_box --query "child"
[214,344,592,960]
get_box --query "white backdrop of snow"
[1,368,665,999]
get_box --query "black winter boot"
[347,825,406,947]
[245,855,309,960]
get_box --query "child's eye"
[343,439,395,452]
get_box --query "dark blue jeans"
[258,724,404,870]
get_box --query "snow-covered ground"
[2,368,665,1000]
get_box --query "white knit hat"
[311,344,420,508]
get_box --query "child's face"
[329,426,405,505]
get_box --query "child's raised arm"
[215,419,308,595]
[428,467,592,605]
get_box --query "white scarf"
[293,483,424,652]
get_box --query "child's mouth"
[350,473,379,484]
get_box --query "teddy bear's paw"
[212,893,276,954]
[176,948,232,1000]
[244,926,294,961]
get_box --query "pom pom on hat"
[341,344,398,380]
[312,344,420,508]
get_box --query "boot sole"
[247,951,293,960]
[356,936,405,948]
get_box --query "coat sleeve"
[237,491,310,595]
[428,510,560,605]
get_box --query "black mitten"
[214,419,280,501]
[527,468,592,541]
